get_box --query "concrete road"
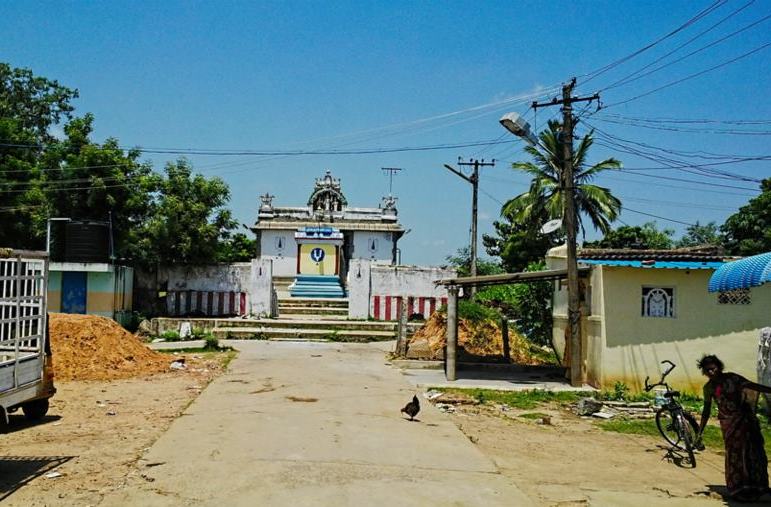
[100,341,533,507]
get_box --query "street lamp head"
[499,112,538,146]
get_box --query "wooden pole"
[396,297,409,356]
[501,317,510,362]
[446,286,459,381]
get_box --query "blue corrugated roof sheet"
[579,259,724,269]
[708,252,771,292]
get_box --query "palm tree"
[502,119,622,237]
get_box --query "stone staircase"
[209,295,418,342]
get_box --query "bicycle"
[644,360,701,467]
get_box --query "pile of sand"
[407,311,547,365]
[49,313,172,381]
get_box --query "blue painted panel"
[62,271,87,314]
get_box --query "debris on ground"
[170,359,187,370]
[49,313,174,381]
[573,397,655,419]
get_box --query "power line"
[580,0,728,84]
[601,1,762,91]
[0,138,514,156]
[604,40,771,108]
[622,207,698,226]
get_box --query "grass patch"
[435,388,591,410]
[598,415,771,455]
[519,412,550,420]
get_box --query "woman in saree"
[698,354,771,501]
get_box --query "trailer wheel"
[22,399,49,420]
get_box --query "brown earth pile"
[407,311,547,365]
[49,313,172,381]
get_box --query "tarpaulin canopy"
[708,252,771,292]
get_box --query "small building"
[252,171,405,297]
[48,262,134,325]
[547,245,771,393]
[45,220,134,326]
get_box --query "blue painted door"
[62,272,87,314]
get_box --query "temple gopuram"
[252,171,406,297]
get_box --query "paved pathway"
[100,341,533,506]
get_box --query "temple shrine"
[252,171,406,297]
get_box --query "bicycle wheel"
[656,409,699,451]
[677,414,697,467]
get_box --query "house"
[546,245,771,393]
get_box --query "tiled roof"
[578,246,729,263]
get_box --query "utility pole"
[532,78,598,387]
[443,158,494,296]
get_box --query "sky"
[2,1,769,265]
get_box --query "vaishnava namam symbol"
[310,248,325,263]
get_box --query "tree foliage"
[0,63,246,265]
[474,261,553,346]
[584,222,674,250]
[483,214,562,273]
[138,159,237,265]
[675,221,720,249]
[502,120,622,238]
[445,247,503,277]
[721,178,771,256]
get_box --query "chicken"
[401,395,420,421]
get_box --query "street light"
[499,112,538,147]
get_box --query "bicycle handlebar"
[644,360,677,392]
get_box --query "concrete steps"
[213,326,395,341]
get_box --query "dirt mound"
[49,313,172,381]
[407,311,547,365]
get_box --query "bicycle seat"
[664,391,680,398]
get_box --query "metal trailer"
[0,248,55,425]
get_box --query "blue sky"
[2,1,769,265]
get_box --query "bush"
[159,330,181,341]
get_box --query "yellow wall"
[298,243,337,275]
[599,266,770,393]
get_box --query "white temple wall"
[351,231,394,262]
[260,230,297,278]
[347,260,456,320]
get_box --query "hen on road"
[401,395,420,421]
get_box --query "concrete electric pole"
[531,78,599,387]
[443,158,494,296]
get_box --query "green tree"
[0,63,79,248]
[216,232,257,262]
[584,222,674,250]
[33,114,158,258]
[138,159,237,265]
[721,178,771,256]
[675,221,720,248]
[503,120,622,237]
[483,214,562,273]
[445,247,503,277]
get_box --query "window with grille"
[641,287,675,318]
[718,288,751,305]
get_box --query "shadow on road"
[0,455,74,501]
[1,414,62,435]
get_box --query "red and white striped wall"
[370,295,447,321]
[167,290,248,317]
